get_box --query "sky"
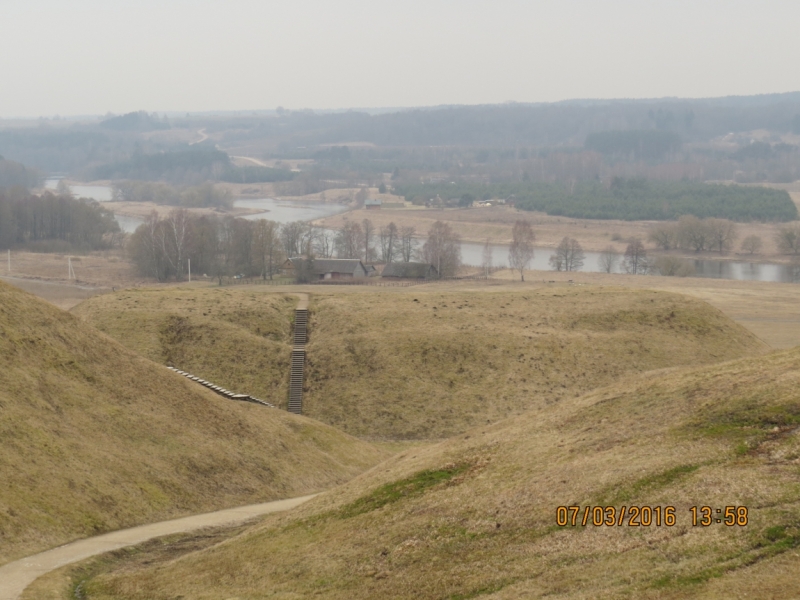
[1,0,799,118]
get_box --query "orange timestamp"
[555,505,749,527]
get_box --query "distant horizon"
[3,89,800,122]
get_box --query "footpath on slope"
[0,495,316,600]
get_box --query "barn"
[285,257,368,280]
[381,262,438,279]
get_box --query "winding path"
[0,494,316,600]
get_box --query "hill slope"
[0,280,387,564]
[75,286,768,440]
[83,344,800,599]
[73,287,296,406]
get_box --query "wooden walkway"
[288,294,309,414]
[166,367,275,408]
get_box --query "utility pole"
[188,258,191,282]
[7,249,9,274]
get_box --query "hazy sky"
[2,0,799,118]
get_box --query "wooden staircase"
[288,308,308,414]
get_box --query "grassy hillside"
[80,345,800,599]
[0,280,387,565]
[73,287,297,407]
[76,286,767,440]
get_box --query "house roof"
[381,262,438,278]
[365,199,382,206]
[289,257,366,275]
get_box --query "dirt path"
[189,128,208,145]
[0,495,316,600]
[294,292,309,310]
[231,155,269,167]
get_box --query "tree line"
[396,178,797,222]
[0,189,119,251]
[112,181,233,209]
[128,214,463,282]
[0,157,41,189]
[93,148,296,185]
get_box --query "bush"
[741,235,763,255]
[653,255,695,277]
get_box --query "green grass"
[339,464,471,519]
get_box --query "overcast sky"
[1,0,799,118]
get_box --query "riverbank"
[313,204,798,263]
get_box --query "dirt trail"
[0,495,316,600]
[231,155,269,167]
[294,292,309,310]
[189,128,208,145]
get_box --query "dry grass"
[72,287,299,408]
[77,344,800,599]
[0,280,388,565]
[483,269,800,350]
[76,285,767,440]
[302,287,765,439]
[105,200,264,220]
[0,276,104,311]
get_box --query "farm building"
[381,262,439,279]
[365,199,382,210]
[284,257,368,280]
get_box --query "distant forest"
[0,190,120,251]
[1,95,799,209]
[394,179,798,222]
[0,157,41,189]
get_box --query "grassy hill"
[73,287,297,406]
[0,280,387,565]
[75,286,768,440]
[79,344,800,599]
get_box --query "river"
[44,180,797,283]
[459,241,799,283]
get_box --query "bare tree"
[648,223,679,250]
[598,245,619,273]
[128,211,167,280]
[706,218,737,253]
[335,221,363,259]
[481,238,493,277]
[623,239,649,274]
[740,234,763,255]
[362,218,376,262]
[421,220,461,278]
[281,221,306,257]
[677,215,710,252]
[379,222,398,263]
[549,237,585,272]
[313,227,336,258]
[161,208,191,280]
[508,220,536,281]
[252,219,283,279]
[400,225,416,262]
[776,225,800,255]
[355,186,368,207]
